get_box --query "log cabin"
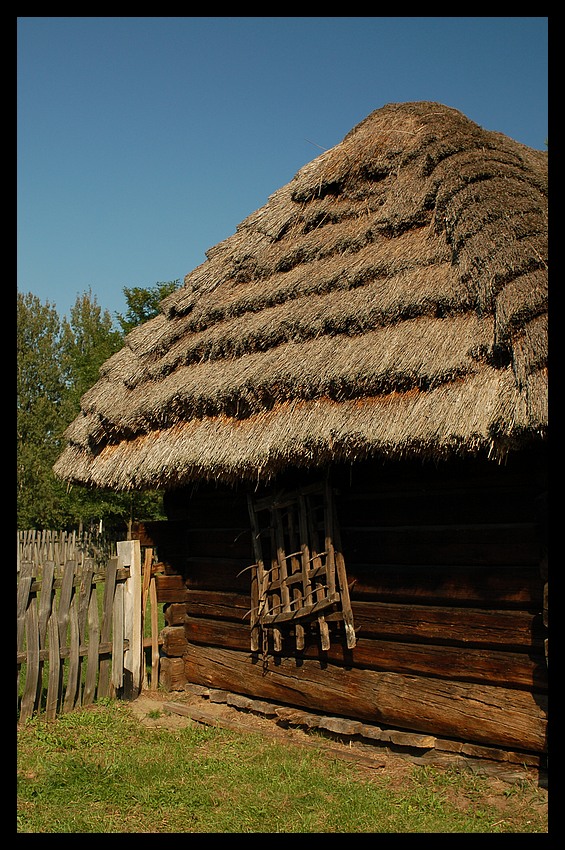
[54,102,548,771]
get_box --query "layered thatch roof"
[54,101,548,490]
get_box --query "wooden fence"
[17,539,162,723]
[18,528,116,570]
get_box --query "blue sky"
[17,16,548,323]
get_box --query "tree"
[17,293,70,527]
[18,284,178,531]
[59,288,123,412]
[116,279,181,335]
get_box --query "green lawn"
[17,699,548,834]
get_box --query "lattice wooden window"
[246,478,355,657]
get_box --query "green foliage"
[116,279,181,335]
[17,284,171,530]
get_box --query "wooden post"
[149,576,160,690]
[117,539,143,700]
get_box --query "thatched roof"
[54,101,548,490]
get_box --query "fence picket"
[63,596,80,713]
[20,596,39,722]
[98,557,118,699]
[83,588,100,706]
[45,613,60,720]
[112,583,124,691]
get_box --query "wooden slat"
[305,493,330,650]
[268,520,283,651]
[57,561,75,647]
[45,613,60,720]
[20,594,40,722]
[63,594,80,713]
[98,557,118,699]
[247,494,265,653]
[36,561,55,715]
[17,561,34,653]
[112,582,124,690]
[83,585,100,705]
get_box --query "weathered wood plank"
[45,613,60,720]
[98,557,118,699]
[17,561,34,653]
[111,582,124,691]
[63,594,80,713]
[57,561,75,647]
[83,585,100,705]
[20,594,40,722]
[182,590,543,649]
[350,600,545,648]
[161,625,189,657]
[118,539,143,699]
[183,643,547,753]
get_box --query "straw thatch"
[54,101,548,490]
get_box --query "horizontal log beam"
[183,617,547,690]
[183,643,547,753]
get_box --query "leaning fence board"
[45,614,60,720]
[20,595,40,722]
[63,594,80,713]
[83,587,100,706]
[98,558,118,699]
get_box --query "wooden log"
[345,564,543,607]
[164,602,189,626]
[159,657,186,691]
[155,574,189,603]
[183,643,547,753]
[161,625,189,657]
[182,616,546,690]
[154,560,544,607]
[350,600,544,648]
[179,588,543,649]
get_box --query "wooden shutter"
[247,477,355,657]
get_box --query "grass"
[17,699,548,834]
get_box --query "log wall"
[152,447,547,756]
